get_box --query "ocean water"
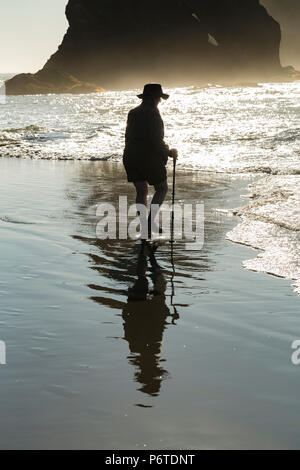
[0,74,299,294]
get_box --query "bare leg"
[148,180,168,235]
[134,181,149,239]
[134,181,148,207]
[151,180,168,207]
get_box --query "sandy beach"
[0,157,299,449]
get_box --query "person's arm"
[168,148,178,160]
[148,110,178,161]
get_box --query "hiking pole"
[170,157,176,244]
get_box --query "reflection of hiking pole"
[170,157,176,244]
[170,221,179,324]
[169,157,178,324]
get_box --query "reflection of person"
[123,84,178,236]
[122,245,175,396]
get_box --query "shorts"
[123,160,167,186]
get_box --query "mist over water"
[0,75,299,293]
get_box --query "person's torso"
[124,104,165,160]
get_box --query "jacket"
[123,103,170,165]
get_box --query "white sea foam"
[0,81,300,173]
[227,176,300,294]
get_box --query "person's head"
[137,84,169,106]
[142,95,161,106]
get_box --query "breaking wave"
[227,175,300,294]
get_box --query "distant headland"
[5,0,299,95]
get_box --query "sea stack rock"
[6,0,287,95]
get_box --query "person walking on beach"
[123,84,178,237]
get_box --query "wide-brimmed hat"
[137,84,169,100]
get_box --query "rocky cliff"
[6,0,288,95]
[262,0,300,69]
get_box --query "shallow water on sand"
[0,158,300,449]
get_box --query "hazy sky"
[0,0,68,73]
[0,0,299,73]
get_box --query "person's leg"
[134,181,148,207]
[148,180,168,235]
[151,180,168,207]
[133,181,149,238]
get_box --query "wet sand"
[0,157,299,450]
